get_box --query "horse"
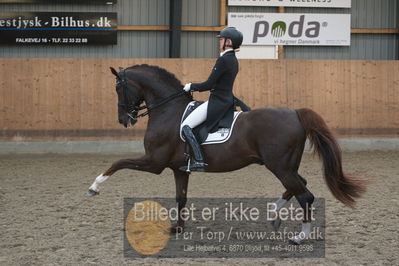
[87,64,366,244]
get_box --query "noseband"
[117,68,187,120]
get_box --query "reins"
[135,90,186,118]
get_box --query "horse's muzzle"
[119,114,137,128]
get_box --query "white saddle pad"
[180,101,242,145]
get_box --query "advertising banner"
[228,13,351,46]
[0,12,117,45]
[228,0,351,8]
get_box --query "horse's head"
[110,67,144,128]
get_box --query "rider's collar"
[220,49,234,57]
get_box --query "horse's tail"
[296,108,366,208]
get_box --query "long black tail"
[296,108,367,208]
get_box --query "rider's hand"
[183,83,192,92]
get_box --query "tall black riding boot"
[179,125,207,172]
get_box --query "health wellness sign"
[228,13,350,46]
[0,12,117,45]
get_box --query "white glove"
[183,83,192,92]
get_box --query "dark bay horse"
[87,64,366,243]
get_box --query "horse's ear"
[110,67,119,78]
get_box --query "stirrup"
[179,159,207,172]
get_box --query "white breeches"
[181,101,209,128]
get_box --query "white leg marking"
[290,222,311,244]
[89,174,109,192]
[271,197,288,230]
[275,197,288,210]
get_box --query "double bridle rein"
[117,68,186,120]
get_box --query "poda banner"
[228,0,351,8]
[228,13,351,46]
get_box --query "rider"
[180,27,243,172]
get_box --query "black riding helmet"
[217,27,243,50]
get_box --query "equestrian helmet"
[217,27,243,49]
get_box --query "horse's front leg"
[86,155,163,196]
[171,170,190,233]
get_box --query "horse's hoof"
[271,218,282,231]
[170,225,184,234]
[86,189,99,197]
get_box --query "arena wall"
[1,58,398,141]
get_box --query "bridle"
[116,68,187,120]
[116,68,140,121]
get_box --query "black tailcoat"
[191,50,238,140]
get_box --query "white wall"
[236,45,278,59]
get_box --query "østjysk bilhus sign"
[0,0,117,4]
[0,12,117,45]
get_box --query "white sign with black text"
[228,13,351,46]
[228,0,351,8]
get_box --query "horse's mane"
[127,64,183,90]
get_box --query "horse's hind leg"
[271,171,314,245]
[263,143,314,244]
[272,174,308,220]
[291,184,315,245]
[267,143,308,230]
[261,134,314,244]
[271,190,294,230]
